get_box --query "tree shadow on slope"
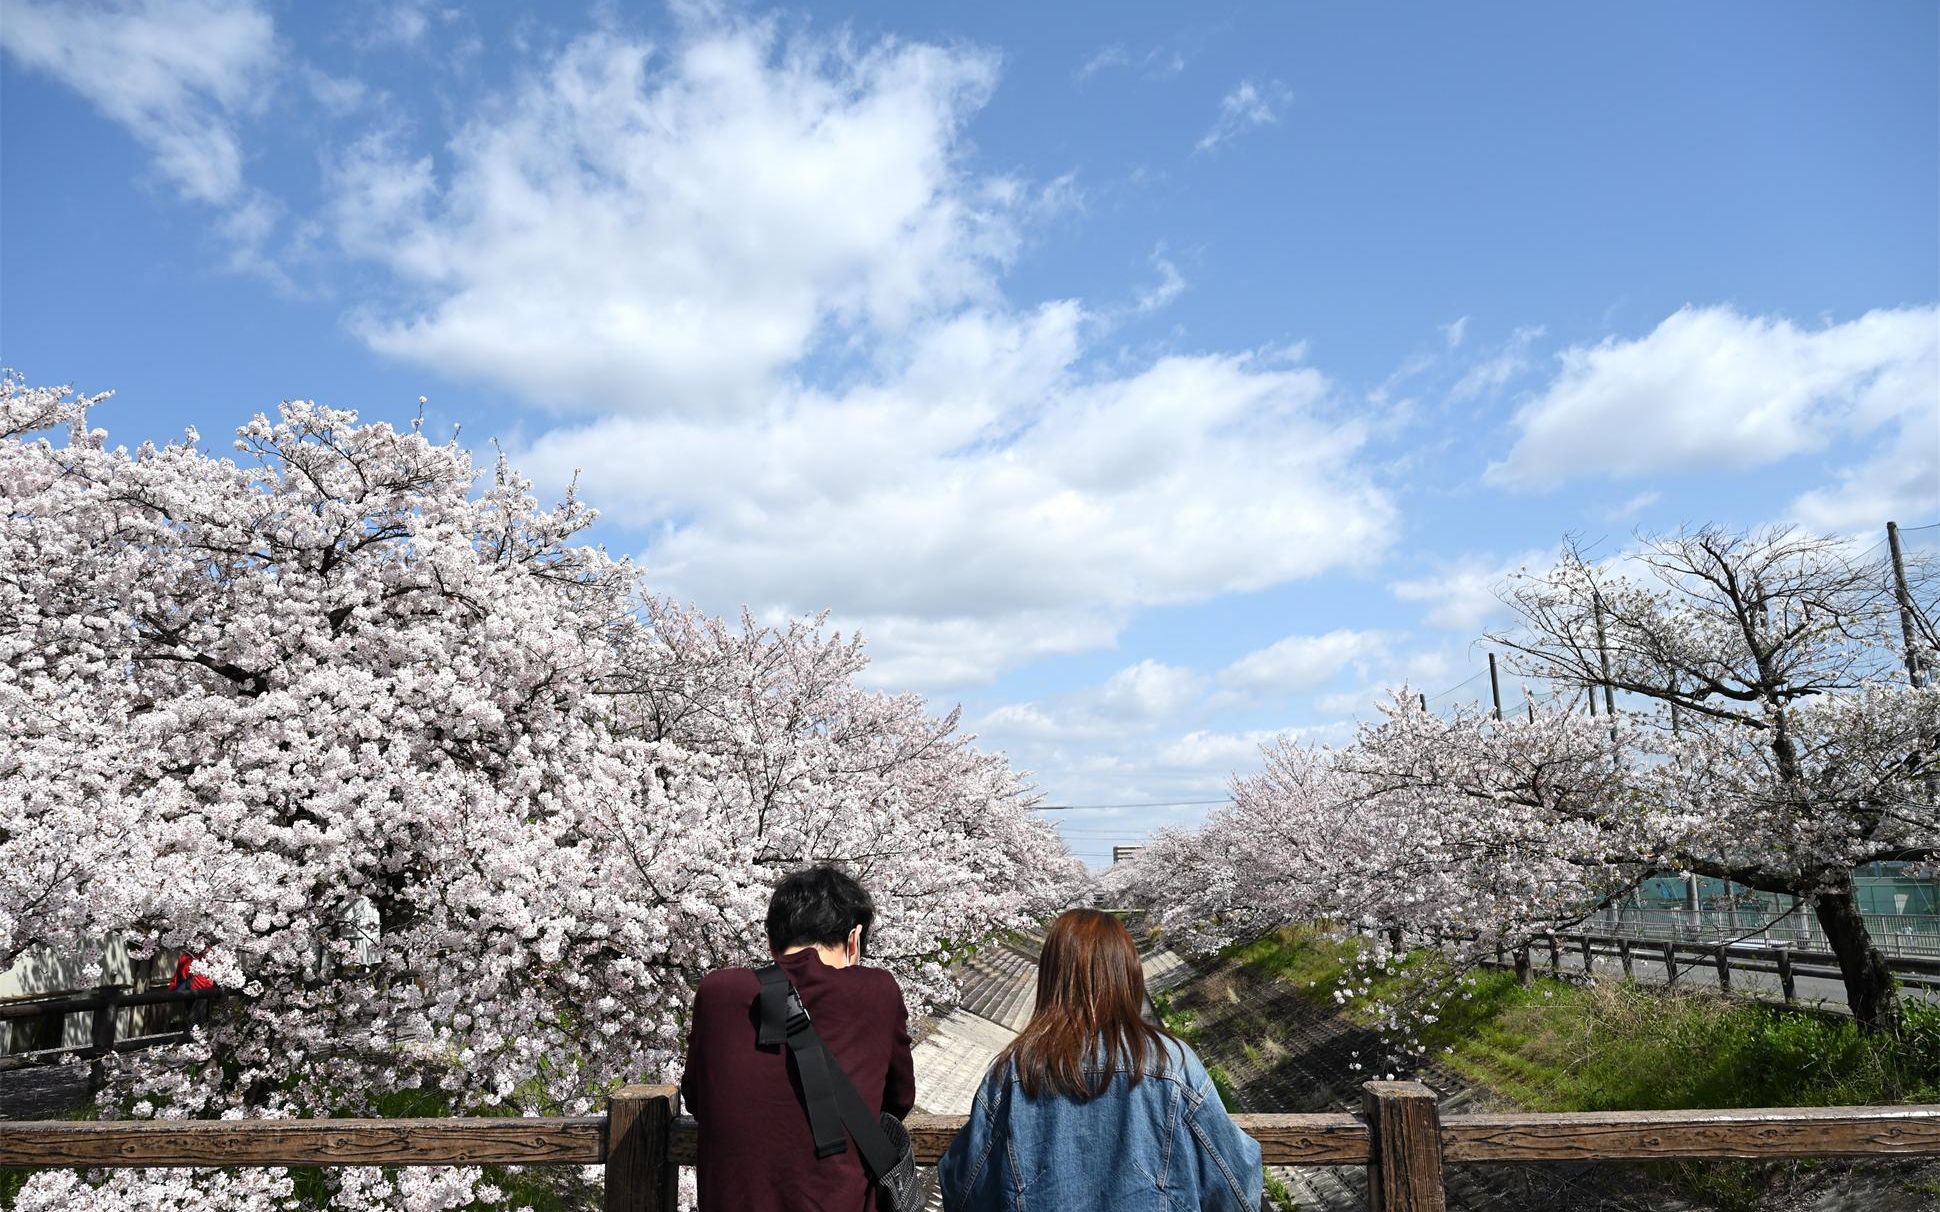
[1159,949,1714,1211]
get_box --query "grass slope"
[1225,926,1940,1210]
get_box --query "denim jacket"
[936,1036,1263,1212]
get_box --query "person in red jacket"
[682,866,916,1211]
[170,951,215,1025]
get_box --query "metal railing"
[1490,932,1940,1004]
[1588,903,1940,959]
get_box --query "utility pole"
[1488,652,1503,720]
[1888,521,1927,689]
[1889,521,1938,805]
[1593,597,1618,743]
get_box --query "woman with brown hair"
[936,909,1262,1211]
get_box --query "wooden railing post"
[1618,936,1632,978]
[1663,941,1678,986]
[89,986,119,1056]
[606,1084,678,1212]
[1580,935,1593,974]
[87,986,121,1092]
[1546,933,1561,977]
[1777,945,1796,1003]
[1362,1081,1446,1212]
[1714,946,1731,992]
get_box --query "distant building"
[1112,845,1143,864]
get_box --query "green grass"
[1150,988,1201,1044]
[1151,989,1243,1112]
[1232,927,1940,1212]
[1262,1170,1302,1210]
[1235,926,1940,1110]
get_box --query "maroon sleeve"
[680,974,714,1122]
[882,974,915,1119]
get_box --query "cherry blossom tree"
[0,379,1082,1210]
[1121,700,1631,973]
[1122,528,1936,1033]
[1485,527,1938,1030]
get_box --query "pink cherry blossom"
[1,379,1086,1211]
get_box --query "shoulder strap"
[753,963,900,1175]
[754,964,802,1048]
[756,965,846,1158]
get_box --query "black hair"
[765,865,876,954]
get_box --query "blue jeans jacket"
[936,1036,1263,1212]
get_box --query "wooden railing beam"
[0,1117,607,1168]
[1441,1103,1940,1161]
[4,1098,1939,1208]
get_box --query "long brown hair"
[997,908,1174,1101]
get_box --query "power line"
[1426,669,1488,703]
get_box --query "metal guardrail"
[1489,931,1940,1005]
[3,1083,1936,1212]
[1587,905,1940,959]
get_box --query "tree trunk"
[1813,885,1900,1031]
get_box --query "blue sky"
[4,1,1936,864]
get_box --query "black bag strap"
[754,964,900,1176]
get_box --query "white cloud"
[1075,42,1130,81]
[1442,316,1469,350]
[1315,649,1458,716]
[1788,401,1940,534]
[355,0,433,50]
[1098,660,1204,721]
[1134,245,1187,314]
[314,20,1394,690]
[1602,490,1661,522]
[850,609,1121,693]
[979,658,1204,744]
[1075,40,1187,83]
[303,66,368,116]
[1391,549,1554,633]
[328,24,1015,414]
[1488,304,1939,490]
[1195,80,1288,153]
[1155,728,1289,771]
[0,0,275,205]
[518,317,1394,685]
[1449,324,1544,402]
[1218,629,1387,697]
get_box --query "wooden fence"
[5,1083,1938,1212]
[0,986,229,1074]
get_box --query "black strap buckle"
[784,986,812,1036]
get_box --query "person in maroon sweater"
[682,866,916,1212]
